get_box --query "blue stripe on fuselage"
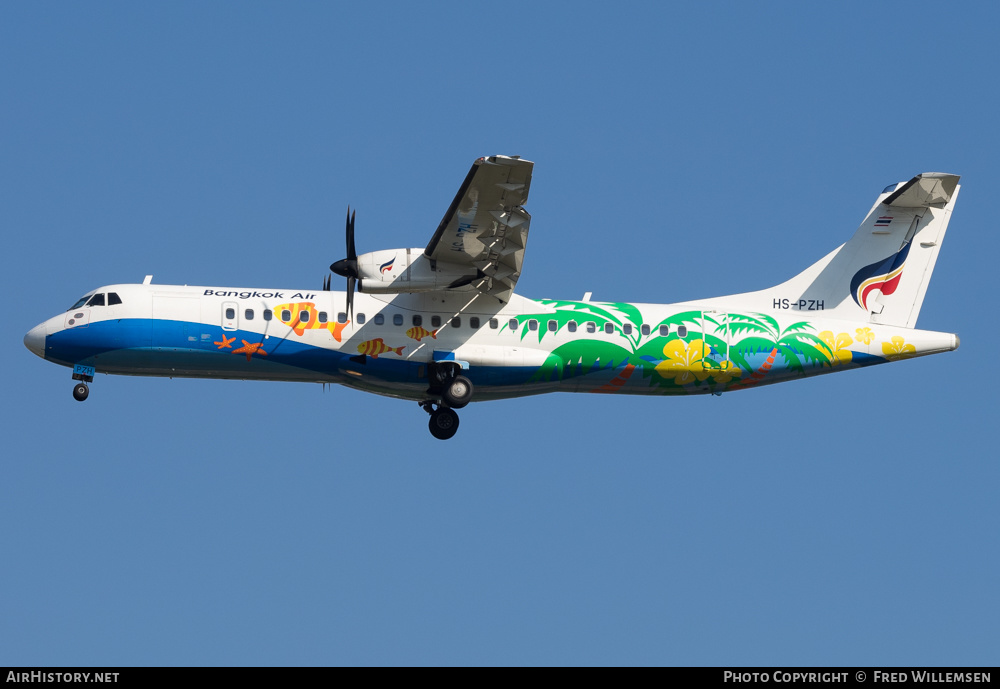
[42,318,541,393]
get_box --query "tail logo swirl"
[849,243,910,311]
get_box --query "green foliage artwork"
[504,300,849,395]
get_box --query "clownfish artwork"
[405,326,437,342]
[273,302,348,342]
[357,338,405,358]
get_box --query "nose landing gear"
[71,363,95,402]
[72,382,89,402]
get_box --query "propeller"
[330,207,359,317]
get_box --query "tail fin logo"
[849,243,910,311]
[379,257,395,274]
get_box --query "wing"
[424,155,533,304]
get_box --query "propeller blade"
[330,207,360,279]
[346,207,356,261]
[331,206,359,317]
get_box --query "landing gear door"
[222,301,239,331]
[701,310,729,369]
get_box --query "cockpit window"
[108,292,123,306]
[68,295,92,311]
[87,293,105,307]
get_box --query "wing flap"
[425,155,533,303]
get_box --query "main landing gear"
[423,403,460,440]
[421,363,474,440]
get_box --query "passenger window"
[413,315,422,327]
[282,309,291,321]
[489,318,498,329]
[548,320,557,332]
[470,317,480,329]
[528,320,538,331]
[263,309,272,321]
[225,307,235,319]
[245,309,254,320]
[604,323,614,334]
[451,317,461,328]
[357,313,366,324]
[659,325,669,336]
[338,312,347,324]
[568,320,577,333]
[586,322,596,333]
[623,324,632,335]
[641,324,651,336]
[509,318,519,331]
[393,314,403,326]
[374,314,385,325]
[318,312,328,323]
[300,311,309,323]
[431,315,441,328]
[678,325,688,337]
[108,292,123,306]
[87,294,105,307]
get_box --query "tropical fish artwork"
[357,338,405,358]
[405,326,438,342]
[273,302,348,342]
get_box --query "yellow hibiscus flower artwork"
[855,327,874,345]
[819,331,853,365]
[655,339,710,385]
[881,335,916,360]
[710,360,743,384]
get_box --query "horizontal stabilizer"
[884,173,959,208]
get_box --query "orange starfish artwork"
[214,334,236,349]
[232,339,268,362]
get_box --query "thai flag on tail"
[874,216,893,227]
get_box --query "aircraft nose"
[24,323,46,359]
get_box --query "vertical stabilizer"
[713,173,959,328]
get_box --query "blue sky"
[2,2,997,666]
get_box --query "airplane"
[23,155,961,439]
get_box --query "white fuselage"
[24,282,959,403]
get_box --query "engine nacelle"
[356,248,482,294]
